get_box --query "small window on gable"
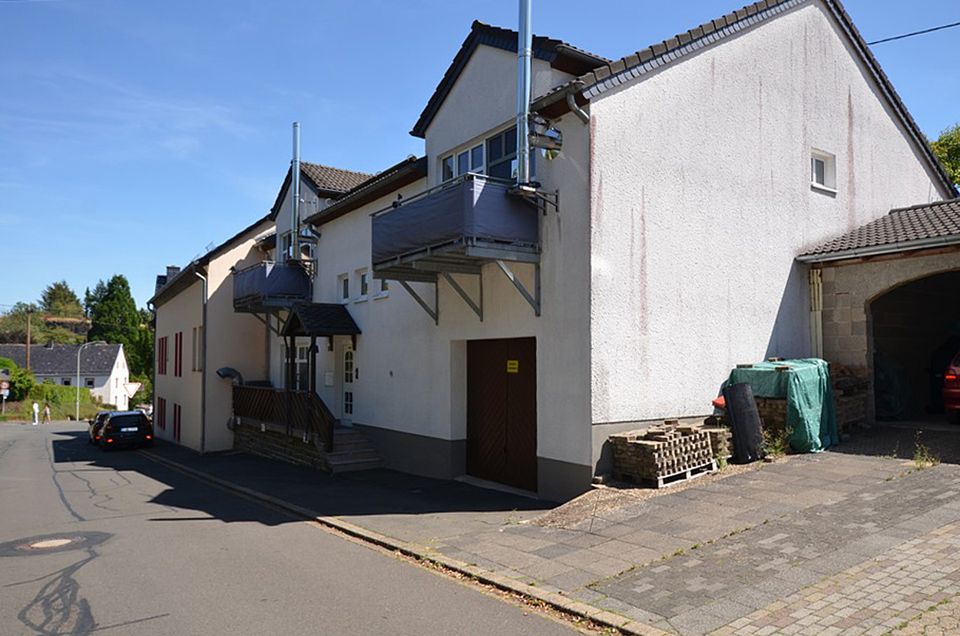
[338,274,349,303]
[811,150,837,193]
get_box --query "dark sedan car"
[87,411,111,445]
[98,411,153,450]
[945,353,960,423]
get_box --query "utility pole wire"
[867,20,960,45]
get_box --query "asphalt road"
[0,422,575,635]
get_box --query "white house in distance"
[0,343,134,411]
[153,0,956,501]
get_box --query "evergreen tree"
[87,275,145,373]
[40,281,84,317]
[83,281,108,318]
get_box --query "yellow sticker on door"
[506,359,519,374]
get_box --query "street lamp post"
[76,341,106,421]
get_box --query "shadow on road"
[49,428,552,527]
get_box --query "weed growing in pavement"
[716,454,729,471]
[762,426,793,458]
[912,431,940,470]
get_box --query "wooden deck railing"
[232,385,335,451]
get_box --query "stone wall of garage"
[820,248,960,420]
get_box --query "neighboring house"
[150,162,370,453]
[156,0,956,501]
[0,343,132,410]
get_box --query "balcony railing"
[233,260,311,313]
[232,385,335,452]
[371,174,539,279]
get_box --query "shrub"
[0,357,35,401]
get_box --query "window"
[441,143,485,182]
[156,397,166,431]
[85,378,94,388]
[280,232,293,261]
[62,378,71,386]
[174,331,183,377]
[338,274,349,303]
[375,277,390,299]
[811,150,837,193]
[356,269,369,301]
[157,336,168,375]
[173,403,181,442]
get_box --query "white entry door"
[339,342,355,425]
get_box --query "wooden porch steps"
[325,427,384,473]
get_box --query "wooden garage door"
[466,338,537,492]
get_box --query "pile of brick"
[698,420,733,459]
[831,363,870,434]
[610,421,717,488]
[754,397,789,434]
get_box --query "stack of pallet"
[610,422,717,488]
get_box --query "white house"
[0,343,133,410]
[156,0,955,501]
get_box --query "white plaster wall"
[204,228,270,451]
[154,281,203,449]
[310,114,593,469]
[103,349,129,411]
[588,1,950,424]
[424,45,574,187]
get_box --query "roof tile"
[800,199,960,258]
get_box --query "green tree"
[87,275,150,375]
[932,124,960,186]
[40,281,84,317]
[0,302,82,345]
[83,281,107,318]
[0,357,36,401]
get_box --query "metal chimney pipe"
[291,122,301,260]
[516,0,533,187]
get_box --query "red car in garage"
[946,353,960,422]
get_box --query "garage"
[799,199,960,434]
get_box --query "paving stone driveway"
[144,434,960,635]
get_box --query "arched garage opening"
[869,270,960,424]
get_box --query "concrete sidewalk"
[141,441,960,635]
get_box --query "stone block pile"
[610,421,718,488]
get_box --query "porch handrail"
[232,385,335,451]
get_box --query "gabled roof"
[531,0,955,197]
[0,343,123,376]
[798,199,960,262]
[269,162,373,219]
[150,213,273,307]
[410,20,608,139]
[303,156,428,227]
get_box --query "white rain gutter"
[796,234,960,264]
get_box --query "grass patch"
[912,431,940,470]
[762,426,793,458]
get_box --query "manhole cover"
[0,532,111,557]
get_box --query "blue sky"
[0,0,957,309]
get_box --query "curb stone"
[137,449,671,636]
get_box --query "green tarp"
[726,359,839,453]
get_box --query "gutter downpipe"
[195,269,208,455]
[516,0,533,188]
[147,300,156,425]
[566,90,590,125]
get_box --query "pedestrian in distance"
[42,403,51,424]
[32,401,39,426]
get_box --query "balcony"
[233,260,311,314]
[371,174,540,282]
